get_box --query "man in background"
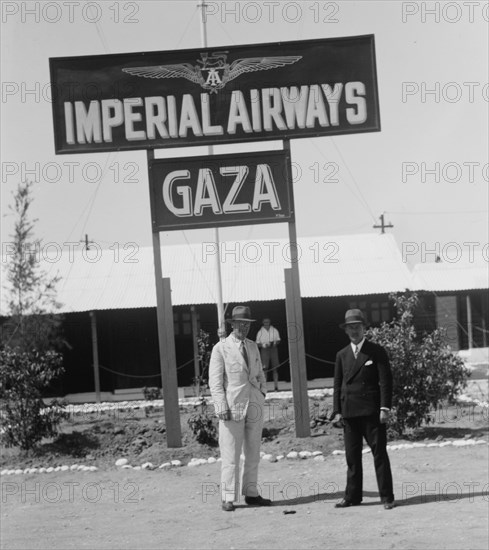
[256,318,281,392]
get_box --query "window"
[173,310,200,337]
[371,301,390,324]
[349,300,391,325]
[348,301,367,318]
[181,313,192,336]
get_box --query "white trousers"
[219,386,265,503]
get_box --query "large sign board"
[50,35,380,154]
[149,150,293,231]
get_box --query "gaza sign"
[49,35,380,154]
[149,151,293,231]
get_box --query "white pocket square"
[365,360,373,366]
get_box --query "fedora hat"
[226,305,256,323]
[340,309,367,328]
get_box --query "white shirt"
[231,335,245,351]
[351,338,365,356]
[256,326,281,346]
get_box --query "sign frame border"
[148,149,294,232]
[50,33,380,155]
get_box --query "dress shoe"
[221,502,235,512]
[244,495,272,506]
[334,499,361,508]
[382,500,395,510]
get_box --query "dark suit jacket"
[333,339,393,419]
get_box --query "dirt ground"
[1,444,488,550]
[1,390,488,550]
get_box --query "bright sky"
[1,0,488,268]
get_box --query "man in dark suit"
[332,309,395,510]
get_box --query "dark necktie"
[240,341,249,366]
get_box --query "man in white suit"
[209,305,271,512]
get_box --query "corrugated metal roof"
[0,233,450,315]
[412,260,489,292]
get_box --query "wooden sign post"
[147,150,182,447]
[50,34,380,443]
[283,139,310,437]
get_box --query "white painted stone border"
[1,438,487,476]
[3,386,485,476]
[0,464,98,475]
[47,387,488,417]
[47,388,337,417]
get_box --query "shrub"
[187,397,218,446]
[367,292,470,436]
[0,348,68,450]
[186,328,218,446]
[142,386,162,401]
[192,329,212,394]
[0,181,67,450]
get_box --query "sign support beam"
[284,139,310,438]
[147,150,182,448]
[191,305,200,395]
[89,310,101,403]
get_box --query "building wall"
[436,295,459,350]
[59,309,161,395]
[414,290,488,350]
[55,295,394,395]
[7,288,485,397]
[457,290,489,349]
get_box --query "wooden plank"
[147,149,182,448]
[89,311,101,403]
[284,266,310,438]
[161,277,182,446]
[283,138,310,437]
[191,305,200,394]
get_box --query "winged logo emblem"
[122,52,302,93]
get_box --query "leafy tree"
[0,348,65,450]
[0,181,66,450]
[2,181,63,352]
[367,292,470,436]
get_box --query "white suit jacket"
[209,335,267,421]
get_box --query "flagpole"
[198,0,226,340]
